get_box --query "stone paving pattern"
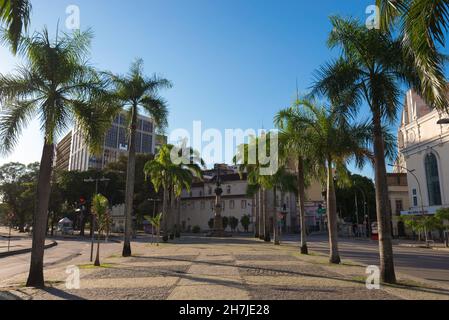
[1,236,449,300]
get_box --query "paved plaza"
[1,235,449,300]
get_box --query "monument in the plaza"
[207,167,231,237]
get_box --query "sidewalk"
[0,226,55,255]
[1,236,448,300]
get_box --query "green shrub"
[192,225,201,233]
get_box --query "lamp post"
[84,176,111,262]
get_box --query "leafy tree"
[208,218,214,230]
[0,28,114,288]
[335,174,377,222]
[0,0,32,54]
[222,216,229,230]
[104,59,171,257]
[240,215,250,232]
[0,162,39,231]
[229,216,239,232]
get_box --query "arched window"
[425,153,442,206]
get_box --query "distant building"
[54,131,72,171]
[179,164,325,233]
[397,89,449,215]
[69,112,157,171]
[387,173,409,236]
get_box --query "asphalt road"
[0,237,117,283]
[283,234,449,284]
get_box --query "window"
[208,187,212,195]
[230,200,235,209]
[412,189,418,207]
[425,153,442,206]
[118,127,128,150]
[199,190,203,197]
[141,134,153,154]
[395,200,403,215]
[105,126,118,148]
[227,185,231,194]
[241,200,247,209]
[142,120,153,133]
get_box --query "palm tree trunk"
[373,111,396,283]
[263,188,271,242]
[162,186,168,240]
[258,189,264,240]
[253,194,259,237]
[94,231,101,267]
[297,156,308,254]
[122,105,138,257]
[327,158,341,264]
[273,187,280,245]
[26,142,54,288]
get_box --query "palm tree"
[147,212,162,246]
[265,166,297,245]
[144,144,204,240]
[312,16,424,282]
[105,59,172,257]
[293,100,371,264]
[0,0,31,54]
[275,103,315,254]
[0,28,113,287]
[234,134,275,242]
[377,0,449,110]
[92,194,110,267]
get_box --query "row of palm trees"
[0,27,172,287]
[235,11,449,284]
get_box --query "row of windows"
[113,114,154,133]
[104,125,153,154]
[182,200,248,211]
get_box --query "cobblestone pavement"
[1,235,449,300]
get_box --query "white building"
[69,112,157,171]
[398,89,449,214]
[179,165,325,233]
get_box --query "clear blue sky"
[0,0,393,178]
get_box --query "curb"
[0,241,58,259]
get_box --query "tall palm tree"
[106,59,172,257]
[377,0,449,110]
[293,100,371,264]
[265,166,297,245]
[275,103,315,254]
[0,0,31,54]
[144,144,204,239]
[0,28,113,287]
[312,16,423,282]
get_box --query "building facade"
[54,131,72,171]
[69,112,156,171]
[387,173,410,236]
[398,89,449,215]
[179,164,325,233]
